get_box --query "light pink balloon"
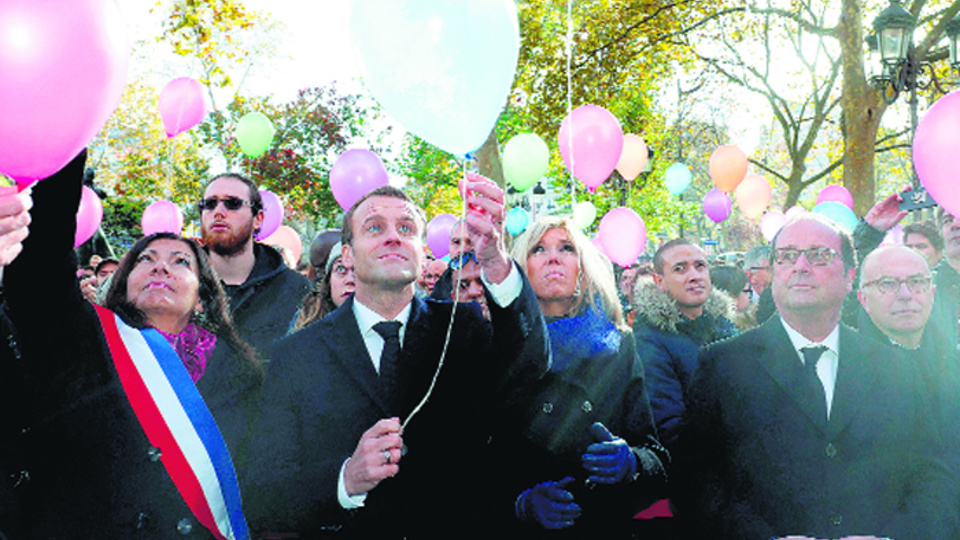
[784,206,807,220]
[598,207,646,267]
[255,189,284,241]
[426,213,457,259]
[759,210,785,242]
[74,186,103,248]
[702,188,733,224]
[558,105,624,192]
[159,77,207,138]
[914,90,960,218]
[735,174,772,219]
[816,184,854,211]
[330,149,390,211]
[141,200,183,236]
[262,225,303,263]
[0,0,128,185]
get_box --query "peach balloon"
[709,145,748,193]
[262,225,303,264]
[734,174,772,219]
[616,134,648,181]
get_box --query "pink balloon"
[915,90,960,218]
[0,0,128,184]
[557,105,624,192]
[816,184,854,211]
[734,174,772,219]
[159,77,206,138]
[598,207,646,268]
[703,188,733,224]
[74,186,103,248]
[759,210,785,242]
[262,225,303,263]
[784,206,807,220]
[330,149,390,211]
[141,200,183,236]
[255,189,284,241]
[881,224,904,246]
[426,213,457,259]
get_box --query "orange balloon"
[735,174,773,219]
[262,224,303,265]
[709,145,748,193]
[616,134,648,181]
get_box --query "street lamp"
[947,14,960,70]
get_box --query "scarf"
[546,303,621,372]
[158,324,217,383]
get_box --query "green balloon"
[236,112,275,158]
[503,133,549,191]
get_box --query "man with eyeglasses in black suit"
[199,173,310,354]
[673,214,958,540]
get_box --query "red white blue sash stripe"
[94,305,249,540]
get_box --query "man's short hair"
[340,186,426,246]
[653,238,697,274]
[743,244,772,270]
[203,173,263,214]
[903,221,944,252]
[771,214,857,271]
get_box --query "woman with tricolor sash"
[4,151,259,539]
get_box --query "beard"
[203,220,254,257]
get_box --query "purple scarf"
[157,324,217,383]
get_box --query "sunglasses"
[449,250,479,270]
[198,196,253,212]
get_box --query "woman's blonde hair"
[511,216,624,329]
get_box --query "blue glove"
[581,422,637,484]
[515,477,582,530]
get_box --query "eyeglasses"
[449,250,479,270]
[198,196,253,212]
[773,247,841,266]
[861,275,933,295]
[748,266,771,272]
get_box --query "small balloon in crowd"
[735,174,772,220]
[505,207,530,235]
[502,133,549,192]
[759,210,785,242]
[784,205,807,220]
[702,188,732,224]
[816,184,854,211]
[350,0,519,156]
[0,0,129,185]
[597,207,646,268]
[158,77,206,138]
[262,225,303,264]
[572,201,598,230]
[236,112,275,158]
[616,134,648,182]
[558,104,624,193]
[914,90,960,218]
[708,145,748,193]
[881,224,904,246]
[663,163,692,196]
[75,186,103,249]
[329,149,390,212]
[812,201,857,233]
[426,213,458,259]
[141,200,183,237]
[255,189,284,241]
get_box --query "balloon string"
[566,0,576,205]
[402,159,468,430]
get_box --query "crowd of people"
[0,150,957,540]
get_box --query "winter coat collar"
[631,280,735,335]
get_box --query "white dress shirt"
[779,317,840,419]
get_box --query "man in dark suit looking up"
[674,214,957,540]
[247,178,549,538]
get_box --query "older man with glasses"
[674,214,957,540]
[199,173,310,354]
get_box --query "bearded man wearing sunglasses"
[199,173,310,354]
[673,214,957,540]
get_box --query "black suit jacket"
[673,317,958,540]
[245,276,549,538]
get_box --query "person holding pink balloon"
[199,173,310,355]
[507,216,668,536]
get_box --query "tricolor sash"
[94,305,249,540]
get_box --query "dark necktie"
[373,321,402,409]
[801,345,828,421]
